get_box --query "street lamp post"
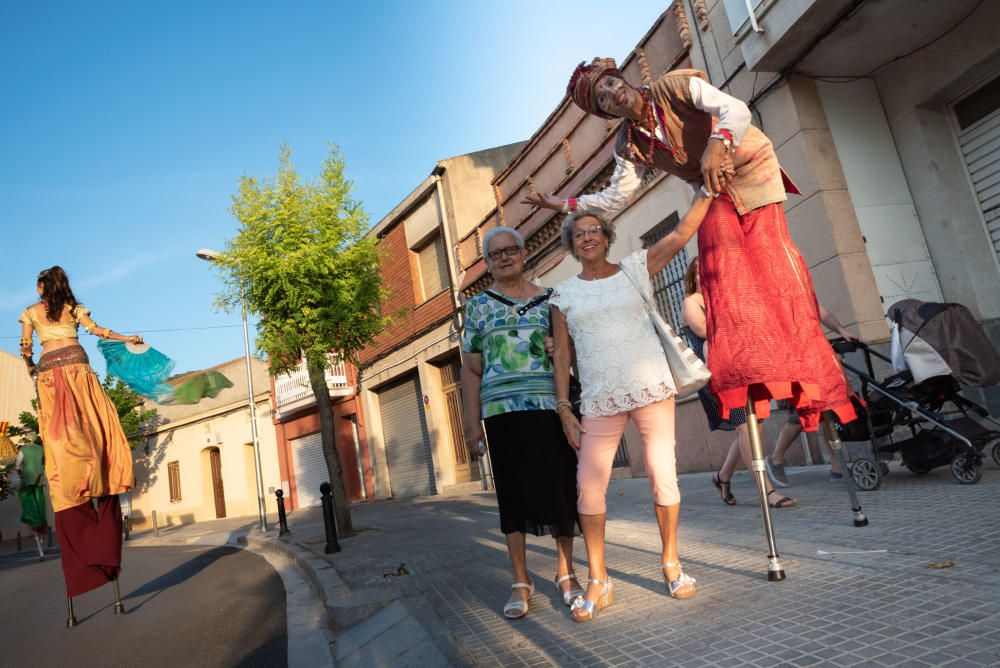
[196,248,269,532]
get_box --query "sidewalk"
[145,463,1000,666]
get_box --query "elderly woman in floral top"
[461,226,581,621]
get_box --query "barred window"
[168,461,182,502]
[641,212,690,332]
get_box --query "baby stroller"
[830,299,1000,490]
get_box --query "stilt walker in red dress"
[525,58,869,579]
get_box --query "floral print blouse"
[461,289,558,418]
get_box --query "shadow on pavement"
[123,545,236,612]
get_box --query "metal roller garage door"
[955,78,1000,267]
[379,374,436,498]
[291,432,327,508]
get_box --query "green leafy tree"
[102,376,158,449]
[217,145,389,537]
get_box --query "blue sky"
[2,1,666,377]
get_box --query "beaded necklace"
[625,88,659,165]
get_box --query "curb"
[245,532,401,631]
[247,532,456,666]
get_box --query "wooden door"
[440,358,479,484]
[210,449,226,518]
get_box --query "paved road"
[0,544,287,668]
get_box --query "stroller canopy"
[886,299,1000,387]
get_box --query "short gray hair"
[560,213,616,256]
[482,226,525,257]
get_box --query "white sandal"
[503,581,534,619]
[554,573,586,607]
[662,562,697,600]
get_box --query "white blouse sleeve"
[688,77,752,146]
[573,151,645,217]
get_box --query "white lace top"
[550,249,676,417]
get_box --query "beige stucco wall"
[129,357,281,528]
[0,350,48,541]
[442,142,526,241]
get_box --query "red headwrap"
[567,58,621,120]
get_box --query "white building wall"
[817,78,944,307]
[130,357,281,529]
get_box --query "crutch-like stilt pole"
[821,413,869,527]
[33,533,44,561]
[745,396,786,581]
[66,597,77,628]
[113,576,125,614]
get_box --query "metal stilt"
[745,396,786,581]
[821,413,869,527]
[113,577,125,614]
[66,597,77,628]
[34,533,44,561]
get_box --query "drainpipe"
[432,165,463,310]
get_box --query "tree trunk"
[307,360,354,537]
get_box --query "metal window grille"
[641,213,690,332]
[612,437,630,468]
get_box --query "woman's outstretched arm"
[646,191,713,276]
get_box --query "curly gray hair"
[559,213,616,257]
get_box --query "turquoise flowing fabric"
[98,340,176,402]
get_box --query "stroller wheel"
[950,454,982,485]
[850,457,882,491]
[992,442,1000,468]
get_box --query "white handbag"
[620,260,711,399]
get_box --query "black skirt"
[682,327,747,432]
[484,410,579,538]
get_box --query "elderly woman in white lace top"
[550,192,711,622]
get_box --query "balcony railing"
[273,356,352,416]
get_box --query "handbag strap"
[618,260,663,324]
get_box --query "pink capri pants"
[578,398,680,515]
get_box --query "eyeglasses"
[572,225,604,241]
[487,245,522,261]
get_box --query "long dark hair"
[683,256,699,296]
[37,266,79,321]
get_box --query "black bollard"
[16,531,21,553]
[320,482,341,554]
[275,489,291,537]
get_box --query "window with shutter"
[417,233,449,301]
[168,461,182,502]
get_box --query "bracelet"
[555,401,573,415]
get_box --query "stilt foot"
[853,511,869,527]
[113,577,125,614]
[767,557,786,581]
[66,597,77,628]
